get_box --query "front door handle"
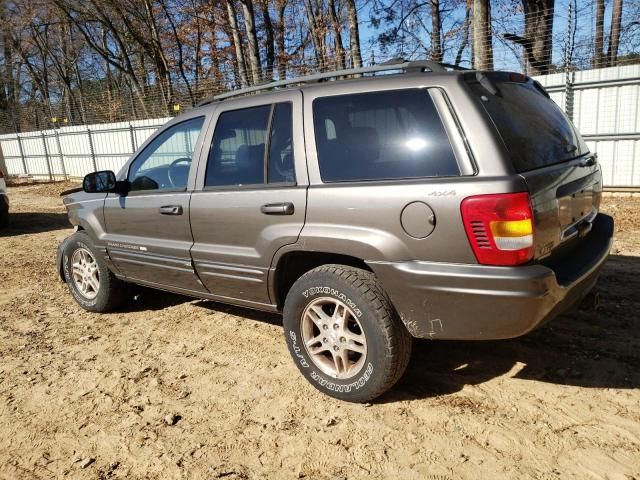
[159,205,183,215]
[260,202,294,215]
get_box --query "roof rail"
[198,60,459,106]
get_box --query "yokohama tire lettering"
[301,286,362,318]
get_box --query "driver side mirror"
[82,170,129,195]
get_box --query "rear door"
[465,72,602,259]
[103,114,209,292]
[190,91,307,306]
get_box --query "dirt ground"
[0,182,638,480]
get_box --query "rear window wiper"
[475,72,499,96]
[564,144,578,154]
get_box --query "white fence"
[0,117,169,180]
[535,64,640,188]
[1,65,639,187]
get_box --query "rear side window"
[205,103,295,187]
[465,72,589,172]
[206,105,270,187]
[268,103,294,183]
[313,89,459,182]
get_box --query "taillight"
[0,170,4,178]
[461,192,534,266]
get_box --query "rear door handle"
[260,202,294,215]
[159,205,183,215]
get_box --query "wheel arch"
[270,250,372,309]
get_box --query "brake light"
[0,170,4,178]
[461,192,534,266]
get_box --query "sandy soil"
[1,182,639,480]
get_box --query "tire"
[283,264,412,402]
[62,232,128,312]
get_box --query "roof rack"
[198,60,465,106]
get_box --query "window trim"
[310,88,466,184]
[203,102,297,191]
[126,115,206,194]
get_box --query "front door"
[190,92,307,306]
[103,114,209,293]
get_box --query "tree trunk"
[607,0,623,66]
[327,0,346,69]
[455,1,471,66]
[472,0,493,69]
[522,0,554,75]
[304,0,326,70]
[143,0,173,113]
[430,0,442,62]
[276,0,287,79]
[260,0,276,78]
[225,0,249,88]
[345,0,362,67]
[239,0,262,84]
[593,0,605,68]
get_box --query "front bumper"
[369,213,614,340]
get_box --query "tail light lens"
[461,192,534,266]
[0,170,4,178]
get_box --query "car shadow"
[124,287,193,312]
[193,300,283,327]
[0,212,71,236]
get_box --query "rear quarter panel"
[295,74,523,264]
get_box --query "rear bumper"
[369,213,614,340]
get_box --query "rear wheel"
[283,264,412,402]
[63,232,127,312]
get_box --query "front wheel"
[283,265,412,402]
[62,232,127,312]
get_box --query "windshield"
[466,72,589,173]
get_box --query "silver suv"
[58,62,614,402]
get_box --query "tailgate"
[464,71,602,260]
[521,159,602,259]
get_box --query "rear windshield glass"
[466,73,589,172]
[312,89,459,182]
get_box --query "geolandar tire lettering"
[283,264,412,403]
[63,232,128,313]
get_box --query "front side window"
[313,89,459,182]
[129,116,205,191]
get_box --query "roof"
[197,60,469,106]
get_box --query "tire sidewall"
[63,233,109,311]
[283,271,391,401]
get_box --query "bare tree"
[607,0,624,66]
[593,0,605,67]
[345,0,362,67]
[328,0,346,69]
[260,0,276,77]
[239,0,262,83]
[502,0,553,75]
[430,0,442,62]
[225,0,250,88]
[472,0,492,69]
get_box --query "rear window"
[312,89,459,182]
[466,72,589,172]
